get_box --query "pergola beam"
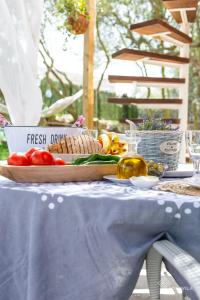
[83,0,95,129]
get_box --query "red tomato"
[30,150,54,166]
[25,147,41,162]
[54,158,66,165]
[7,153,30,166]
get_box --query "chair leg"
[146,247,163,300]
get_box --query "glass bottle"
[117,132,148,179]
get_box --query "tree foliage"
[95,0,200,127]
[0,0,199,128]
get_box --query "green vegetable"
[73,154,120,165]
[72,156,90,165]
[73,154,99,165]
[94,154,120,162]
[84,154,99,163]
[85,160,117,165]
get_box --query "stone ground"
[130,263,182,300]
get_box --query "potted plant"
[55,0,89,35]
[135,119,183,171]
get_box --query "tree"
[189,9,200,128]
[95,0,178,121]
[2,0,199,127]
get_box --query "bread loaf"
[48,135,102,154]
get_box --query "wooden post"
[179,22,190,163]
[83,0,95,129]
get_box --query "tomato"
[25,147,41,162]
[54,158,66,165]
[7,153,30,166]
[30,150,54,166]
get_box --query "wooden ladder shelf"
[130,19,192,46]
[107,0,199,161]
[112,48,189,67]
[163,0,199,24]
[108,75,185,88]
[108,98,182,109]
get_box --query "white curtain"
[0,0,44,125]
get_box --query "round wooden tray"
[0,164,117,183]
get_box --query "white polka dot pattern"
[57,196,64,203]
[158,199,165,206]
[184,208,192,215]
[1,179,200,219]
[48,203,55,210]
[194,202,200,208]
[41,195,48,202]
[174,213,181,219]
[165,207,173,213]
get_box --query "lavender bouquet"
[137,119,179,131]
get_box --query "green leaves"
[55,0,87,19]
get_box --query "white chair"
[146,240,200,300]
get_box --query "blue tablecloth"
[0,176,200,300]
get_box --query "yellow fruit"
[112,135,120,143]
[98,133,128,156]
[98,134,111,153]
[107,132,119,143]
[107,132,113,140]
[110,143,120,155]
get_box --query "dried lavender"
[137,119,179,131]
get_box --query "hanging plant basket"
[67,13,89,35]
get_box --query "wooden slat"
[108,75,185,87]
[83,0,95,129]
[130,19,192,45]
[112,49,189,66]
[163,0,198,23]
[122,118,180,124]
[108,98,183,104]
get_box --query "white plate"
[163,170,193,178]
[163,164,194,178]
[184,177,200,189]
[103,175,130,184]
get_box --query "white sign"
[4,126,83,153]
[160,140,180,155]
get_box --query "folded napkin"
[158,181,200,197]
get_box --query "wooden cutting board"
[0,164,117,183]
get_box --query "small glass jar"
[117,131,148,179]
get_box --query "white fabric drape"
[0,0,43,125]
